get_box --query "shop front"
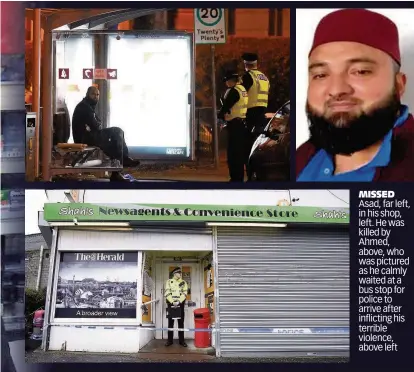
[39,202,350,357]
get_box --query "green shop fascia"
[43,203,350,224]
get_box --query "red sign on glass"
[107,69,118,79]
[58,68,69,79]
[83,69,94,79]
[94,69,106,80]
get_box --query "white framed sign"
[194,8,227,44]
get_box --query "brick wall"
[25,249,50,290]
[25,234,50,290]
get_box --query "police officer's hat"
[171,267,182,275]
[242,53,258,63]
[223,70,239,82]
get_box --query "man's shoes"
[165,341,173,347]
[123,157,141,168]
[109,172,130,182]
[179,341,188,347]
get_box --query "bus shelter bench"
[54,143,102,168]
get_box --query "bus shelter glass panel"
[53,35,121,170]
[107,34,193,160]
[55,36,95,144]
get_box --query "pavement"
[26,349,349,364]
[10,340,25,372]
[130,163,230,182]
[140,339,215,355]
[129,152,230,182]
[49,152,232,182]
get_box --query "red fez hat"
[309,9,401,65]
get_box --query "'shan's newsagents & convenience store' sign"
[43,203,350,224]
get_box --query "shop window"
[53,251,139,320]
[142,254,154,324]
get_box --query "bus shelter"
[26,8,195,181]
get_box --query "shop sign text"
[75,253,125,261]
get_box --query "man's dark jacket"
[296,114,414,182]
[72,98,102,144]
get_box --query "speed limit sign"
[194,8,226,44]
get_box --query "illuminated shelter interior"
[26,8,173,180]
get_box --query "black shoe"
[165,341,173,347]
[110,172,130,182]
[179,342,187,347]
[123,157,141,168]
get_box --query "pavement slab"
[26,349,349,364]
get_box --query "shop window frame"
[49,249,143,326]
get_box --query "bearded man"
[296,9,414,182]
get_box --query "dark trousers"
[226,118,247,182]
[85,127,129,162]
[246,107,267,134]
[245,107,267,177]
[167,302,185,343]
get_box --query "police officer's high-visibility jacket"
[224,84,248,120]
[246,70,270,108]
[165,278,188,304]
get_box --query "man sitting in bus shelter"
[72,86,141,182]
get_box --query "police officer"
[218,70,249,182]
[164,267,188,347]
[241,53,270,172]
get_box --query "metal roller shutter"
[215,226,349,357]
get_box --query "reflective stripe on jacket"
[247,70,269,108]
[165,278,188,304]
[225,84,248,120]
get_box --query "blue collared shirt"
[297,105,409,182]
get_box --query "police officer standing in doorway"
[218,70,249,182]
[241,53,270,171]
[164,267,188,347]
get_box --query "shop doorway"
[153,259,203,341]
[143,256,216,357]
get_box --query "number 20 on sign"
[194,8,226,44]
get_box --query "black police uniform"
[241,53,269,175]
[218,72,248,182]
[167,301,186,344]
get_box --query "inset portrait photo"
[295,9,414,182]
